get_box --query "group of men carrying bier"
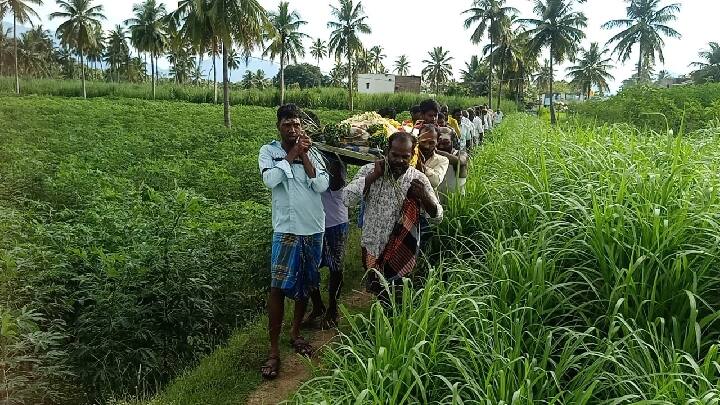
[258,99,501,378]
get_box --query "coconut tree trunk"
[280,46,286,105]
[347,49,353,111]
[213,40,218,103]
[497,57,505,111]
[488,37,494,108]
[637,44,642,83]
[14,15,19,94]
[0,38,4,76]
[549,55,556,125]
[213,54,218,102]
[151,52,156,99]
[80,49,87,98]
[223,43,231,128]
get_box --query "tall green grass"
[291,114,720,403]
[572,83,720,133]
[0,76,518,112]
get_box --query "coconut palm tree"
[50,0,106,98]
[463,0,519,109]
[105,25,130,82]
[368,45,385,73]
[329,59,345,87]
[309,38,326,86]
[5,0,43,93]
[309,38,327,68]
[125,0,167,99]
[690,42,720,84]
[504,34,537,106]
[566,42,614,99]
[484,17,525,109]
[253,69,269,89]
[603,0,681,84]
[534,59,553,93]
[655,69,671,81]
[263,1,309,105]
[422,46,453,95]
[240,69,253,89]
[1,4,16,77]
[328,0,371,111]
[171,0,221,103]
[394,55,410,76]
[85,26,105,72]
[205,0,268,127]
[166,21,195,84]
[461,55,490,96]
[520,0,587,124]
[227,47,242,74]
[18,25,56,77]
[354,46,371,74]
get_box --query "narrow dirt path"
[245,288,374,405]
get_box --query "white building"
[357,74,422,94]
[357,74,396,94]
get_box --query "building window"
[366,83,370,90]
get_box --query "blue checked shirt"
[259,141,329,235]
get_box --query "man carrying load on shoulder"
[343,132,443,304]
[437,127,469,204]
[466,108,478,150]
[305,151,349,329]
[258,104,329,379]
[451,108,470,151]
[473,106,485,146]
[442,104,462,140]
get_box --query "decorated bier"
[305,112,409,166]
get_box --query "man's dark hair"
[387,131,418,151]
[277,103,302,123]
[377,107,397,119]
[419,99,441,114]
[438,112,446,121]
[451,108,463,115]
[409,105,421,115]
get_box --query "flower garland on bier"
[304,111,419,166]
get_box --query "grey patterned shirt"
[343,164,443,257]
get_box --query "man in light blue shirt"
[258,104,329,379]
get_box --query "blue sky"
[3,0,718,91]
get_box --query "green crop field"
[4,0,720,401]
[4,88,720,405]
[0,96,349,403]
[291,114,720,403]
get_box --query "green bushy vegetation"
[572,83,720,133]
[0,77,517,113]
[0,96,348,403]
[292,114,720,403]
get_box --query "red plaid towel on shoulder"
[375,198,421,280]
